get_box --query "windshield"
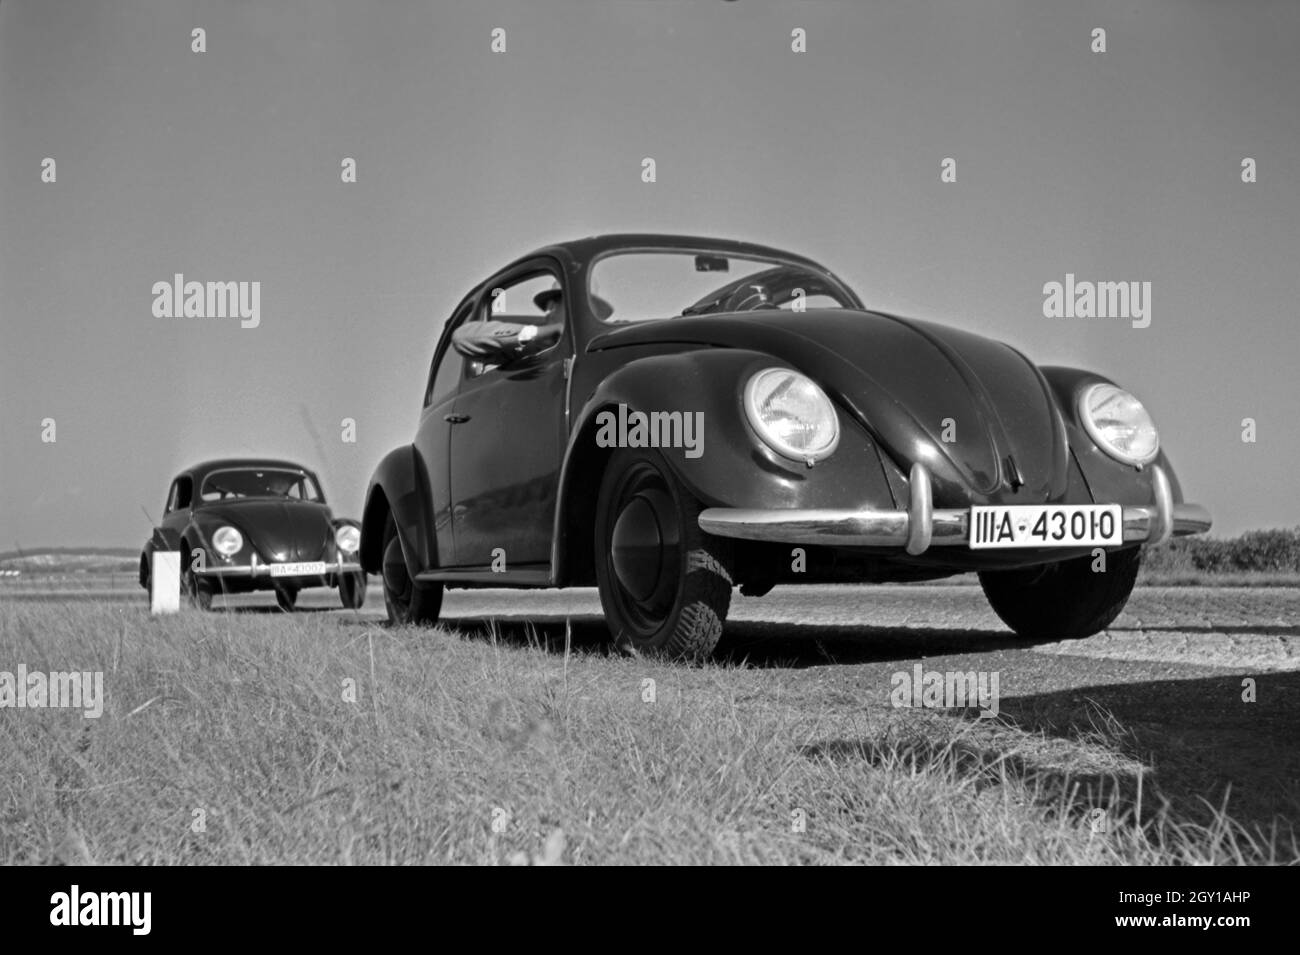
[199,468,323,503]
[588,250,856,324]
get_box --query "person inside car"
[451,283,565,367]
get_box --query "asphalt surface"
[431,584,1300,672]
[10,582,1297,673]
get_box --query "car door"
[411,300,475,570]
[447,262,570,569]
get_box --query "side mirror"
[451,319,560,364]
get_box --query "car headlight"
[1078,382,1160,466]
[334,525,360,553]
[743,367,840,463]
[211,526,243,557]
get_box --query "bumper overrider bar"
[197,553,363,577]
[698,463,1212,556]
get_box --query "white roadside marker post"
[151,551,180,614]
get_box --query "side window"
[425,302,474,408]
[467,270,564,378]
[169,477,192,512]
[481,271,563,326]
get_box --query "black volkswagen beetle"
[361,235,1210,658]
[140,458,367,611]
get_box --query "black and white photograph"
[0,0,1295,913]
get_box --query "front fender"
[139,526,181,588]
[360,445,432,575]
[565,349,897,513]
[178,520,213,570]
[139,541,153,589]
[1041,366,1185,506]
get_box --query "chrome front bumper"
[697,463,1212,556]
[197,554,364,577]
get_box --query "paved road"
[390,584,1299,672]
[10,583,1296,672]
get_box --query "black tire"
[978,545,1142,642]
[274,584,299,613]
[180,544,215,611]
[594,448,733,661]
[381,517,443,626]
[339,571,368,610]
[192,580,214,611]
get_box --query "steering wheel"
[723,282,779,312]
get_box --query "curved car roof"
[178,458,317,482]
[504,233,834,274]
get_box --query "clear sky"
[1,0,1297,548]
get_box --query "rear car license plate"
[969,504,1122,549]
[269,561,328,577]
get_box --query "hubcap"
[612,495,663,600]
[605,466,681,634]
[383,537,412,610]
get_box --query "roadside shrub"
[1143,527,1300,574]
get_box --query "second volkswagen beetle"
[140,458,367,611]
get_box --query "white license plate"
[269,561,328,577]
[969,504,1123,549]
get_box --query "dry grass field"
[2,583,1296,865]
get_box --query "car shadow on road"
[1110,624,1300,638]
[441,610,1298,855]
[437,613,613,657]
[1004,672,1300,854]
[438,611,1026,666]
[803,672,1300,859]
[215,605,349,615]
[714,620,1030,667]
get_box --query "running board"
[415,566,552,587]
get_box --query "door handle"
[444,413,470,424]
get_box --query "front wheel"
[978,546,1141,642]
[180,548,214,611]
[381,518,443,626]
[339,572,368,610]
[274,584,299,613]
[594,448,733,661]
